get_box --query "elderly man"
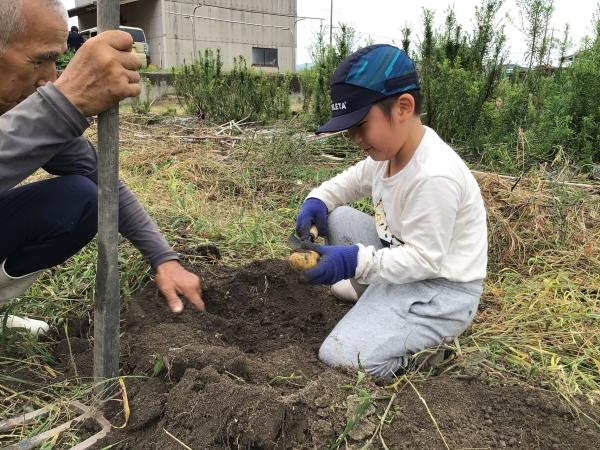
[0,0,204,334]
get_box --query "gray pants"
[319,206,483,378]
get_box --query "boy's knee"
[319,334,362,370]
[319,336,406,378]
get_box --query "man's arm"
[47,148,180,269]
[42,84,203,312]
[1,66,203,312]
[0,84,89,194]
[0,82,176,268]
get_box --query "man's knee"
[56,175,98,234]
[60,175,98,211]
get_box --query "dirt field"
[49,259,600,449]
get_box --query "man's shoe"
[0,259,42,305]
[0,259,47,337]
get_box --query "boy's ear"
[394,93,416,121]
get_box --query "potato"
[288,250,320,272]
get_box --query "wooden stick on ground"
[471,170,600,194]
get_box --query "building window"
[252,47,278,67]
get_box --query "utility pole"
[94,0,121,390]
[329,0,333,47]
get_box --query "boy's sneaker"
[413,348,446,369]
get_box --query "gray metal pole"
[190,16,196,60]
[94,0,121,385]
[191,3,203,61]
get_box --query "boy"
[295,44,487,378]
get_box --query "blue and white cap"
[316,44,420,134]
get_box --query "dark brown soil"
[53,259,599,449]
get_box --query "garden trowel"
[287,225,320,272]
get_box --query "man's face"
[0,1,67,114]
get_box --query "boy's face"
[347,93,418,162]
[348,103,404,162]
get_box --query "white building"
[69,0,297,71]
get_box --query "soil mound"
[59,260,598,449]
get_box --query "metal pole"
[191,3,204,62]
[329,0,333,47]
[94,0,121,387]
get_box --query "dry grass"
[457,172,600,400]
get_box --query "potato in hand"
[288,250,319,272]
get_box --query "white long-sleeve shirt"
[308,126,487,285]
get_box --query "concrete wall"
[75,0,297,71]
[162,0,297,71]
[137,73,177,104]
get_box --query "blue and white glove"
[295,198,329,240]
[301,242,359,285]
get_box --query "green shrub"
[173,49,290,123]
[299,24,358,128]
[57,49,75,70]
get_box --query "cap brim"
[315,104,372,134]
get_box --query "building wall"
[74,0,297,71]
[162,0,297,71]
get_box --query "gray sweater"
[0,83,178,269]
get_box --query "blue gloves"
[302,242,359,285]
[295,198,358,285]
[295,198,328,241]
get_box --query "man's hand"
[155,260,205,314]
[54,31,142,116]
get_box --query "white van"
[80,26,149,68]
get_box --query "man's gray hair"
[0,0,68,54]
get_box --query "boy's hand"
[300,242,359,285]
[155,260,205,313]
[295,198,328,240]
[55,30,142,116]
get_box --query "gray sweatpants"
[319,206,483,378]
